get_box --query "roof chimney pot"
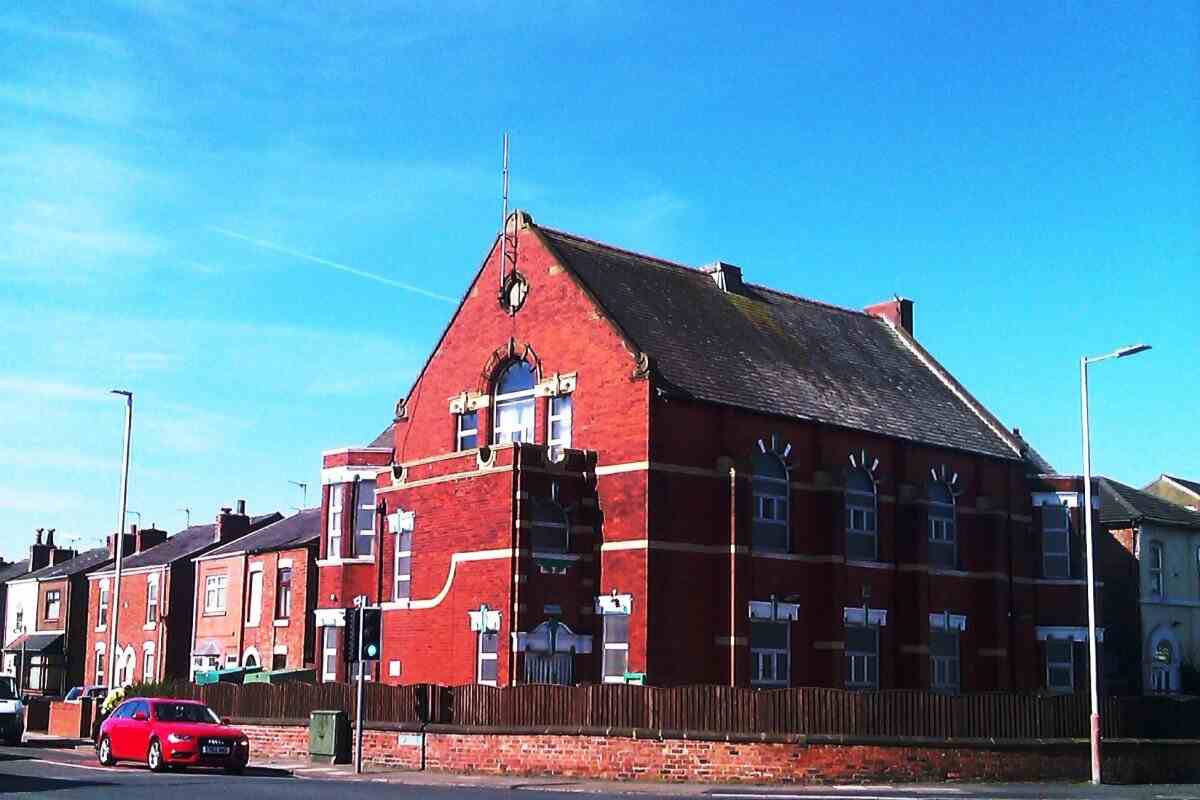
[702,262,744,294]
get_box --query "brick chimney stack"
[864,297,915,337]
[29,528,52,571]
[215,501,251,545]
[135,524,168,553]
[107,530,136,559]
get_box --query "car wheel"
[147,739,165,773]
[98,736,115,766]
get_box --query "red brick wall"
[84,567,170,685]
[194,555,247,670]
[236,722,1200,784]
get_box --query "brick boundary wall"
[234,720,1200,785]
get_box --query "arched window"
[845,468,878,560]
[531,497,569,553]
[752,451,789,552]
[1149,541,1165,599]
[1150,633,1176,693]
[493,360,536,444]
[927,482,956,568]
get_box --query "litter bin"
[309,709,350,765]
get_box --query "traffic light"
[360,607,382,661]
[343,608,359,664]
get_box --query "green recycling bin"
[309,709,350,765]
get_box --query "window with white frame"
[1046,639,1074,692]
[477,631,499,685]
[246,569,262,625]
[548,395,572,458]
[13,605,22,634]
[1042,503,1071,578]
[322,626,339,681]
[752,451,789,552]
[276,567,292,619]
[845,468,878,561]
[456,410,479,451]
[98,584,109,627]
[930,629,960,692]
[45,590,61,621]
[493,360,537,444]
[928,482,956,568]
[327,484,344,558]
[845,625,879,688]
[750,621,789,686]
[1151,638,1173,693]
[394,511,413,601]
[143,650,155,682]
[1149,541,1165,599]
[352,479,376,557]
[146,579,158,625]
[204,574,228,614]
[601,613,630,683]
[95,650,105,685]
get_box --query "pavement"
[4,734,1200,798]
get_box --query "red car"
[96,697,249,773]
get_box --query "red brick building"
[190,508,320,676]
[83,505,281,686]
[314,211,1102,693]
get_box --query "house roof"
[1098,477,1200,529]
[367,424,394,449]
[0,559,30,584]
[23,547,111,581]
[94,513,282,573]
[2,632,63,654]
[1161,474,1200,499]
[536,225,1022,461]
[201,507,320,559]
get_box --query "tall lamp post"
[109,390,133,691]
[1080,343,1151,785]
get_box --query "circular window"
[500,272,529,313]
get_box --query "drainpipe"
[729,465,737,687]
[158,567,167,681]
[510,444,522,686]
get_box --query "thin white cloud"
[0,446,118,472]
[0,17,128,56]
[0,377,111,401]
[207,226,458,303]
[0,487,86,514]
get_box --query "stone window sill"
[273,618,290,627]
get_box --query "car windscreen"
[0,677,17,700]
[153,702,221,724]
[65,687,82,701]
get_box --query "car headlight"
[167,733,193,744]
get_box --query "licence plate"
[203,744,230,755]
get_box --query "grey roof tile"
[1099,477,1200,528]
[23,548,111,580]
[103,513,282,571]
[538,226,1020,461]
[203,508,320,559]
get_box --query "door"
[106,701,134,758]
[125,700,153,759]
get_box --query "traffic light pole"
[354,595,366,775]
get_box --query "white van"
[0,675,24,745]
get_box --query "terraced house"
[313,211,1103,693]
[190,508,320,677]
[84,505,281,686]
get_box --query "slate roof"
[0,559,30,584]
[537,226,1021,461]
[94,513,282,573]
[1098,477,1200,529]
[21,547,111,581]
[202,507,320,559]
[367,424,394,449]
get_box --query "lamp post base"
[1090,712,1102,785]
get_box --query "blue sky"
[0,2,1196,561]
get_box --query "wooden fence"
[146,681,1200,739]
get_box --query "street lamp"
[109,390,133,691]
[1080,343,1151,785]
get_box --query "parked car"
[65,685,108,703]
[96,697,249,773]
[0,675,23,746]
